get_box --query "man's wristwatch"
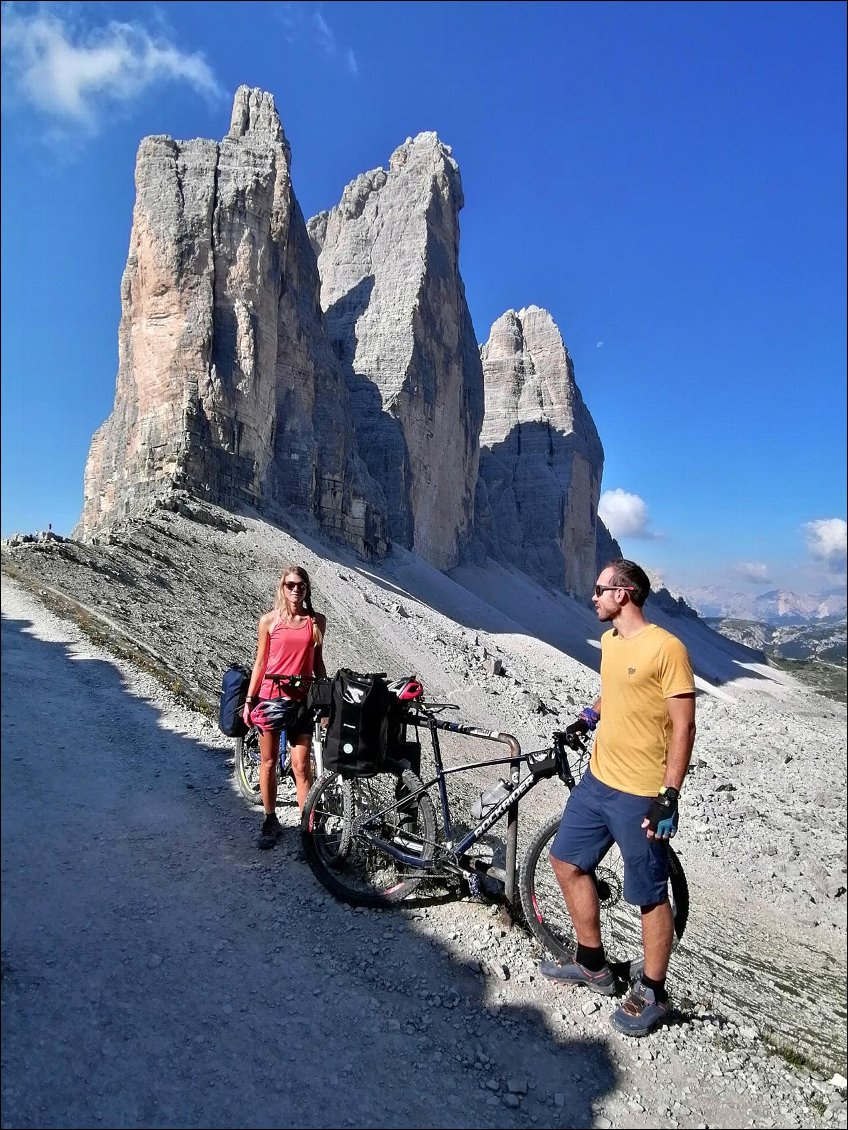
[659,786,680,803]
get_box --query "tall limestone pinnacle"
[308,132,485,571]
[77,86,387,556]
[76,85,610,586]
[477,306,605,596]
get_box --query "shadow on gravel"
[2,612,618,1129]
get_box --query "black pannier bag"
[219,664,250,737]
[322,669,395,778]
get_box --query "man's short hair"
[605,559,651,608]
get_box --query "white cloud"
[598,488,657,539]
[731,561,772,584]
[274,4,358,76]
[803,518,847,572]
[595,340,604,348]
[1,4,223,132]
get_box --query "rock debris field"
[2,506,847,1129]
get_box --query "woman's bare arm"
[313,613,327,679]
[243,613,273,722]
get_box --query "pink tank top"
[259,616,315,701]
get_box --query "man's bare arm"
[663,693,696,791]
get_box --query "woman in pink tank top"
[243,565,327,849]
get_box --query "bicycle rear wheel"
[234,729,265,803]
[234,730,313,805]
[518,814,689,966]
[301,762,436,908]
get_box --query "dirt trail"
[2,578,845,1130]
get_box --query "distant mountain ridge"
[684,585,847,625]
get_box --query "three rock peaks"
[79,86,614,595]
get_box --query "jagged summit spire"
[308,128,480,570]
[227,86,289,154]
[477,305,603,595]
[388,132,463,207]
[76,82,385,556]
[391,130,455,162]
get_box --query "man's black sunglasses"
[593,584,636,597]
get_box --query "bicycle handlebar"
[267,673,311,691]
[550,730,587,787]
[552,729,588,753]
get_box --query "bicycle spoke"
[302,765,436,907]
[519,815,688,966]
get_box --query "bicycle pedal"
[465,874,483,898]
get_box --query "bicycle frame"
[242,718,325,782]
[357,712,577,907]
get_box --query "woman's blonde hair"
[274,565,323,644]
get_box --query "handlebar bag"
[306,677,333,714]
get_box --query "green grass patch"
[762,1030,821,1073]
[767,655,847,704]
[3,561,215,721]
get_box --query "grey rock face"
[78,86,387,557]
[477,307,604,596]
[76,86,615,584]
[595,519,623,577]
[308,133,484,571]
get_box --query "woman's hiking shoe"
[539,956,616,995]
[258,813,283,850]
[610,978,670,1036]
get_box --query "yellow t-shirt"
[591,623,695,797]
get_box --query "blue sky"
[2,0,845,596]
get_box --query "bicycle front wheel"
[518,814,689,965]
[301,762,436,908]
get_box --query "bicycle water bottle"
[472,778,513,821]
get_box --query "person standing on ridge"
[543,559,696,1036]
[243,565,327,849]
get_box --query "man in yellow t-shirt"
[541,559,696,1037]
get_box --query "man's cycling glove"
[645,787,679,839]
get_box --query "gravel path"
[3,577,847,1129]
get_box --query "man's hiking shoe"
[539,956,616,995]
[258,813,283,850]
[610,978,670,1036]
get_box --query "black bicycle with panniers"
[300,697,689,975]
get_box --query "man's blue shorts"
[550,768,670,907]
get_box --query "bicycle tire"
[301,762,436,908]
[234,730,263,802]
[518,814,689,965]
[234,731,299,805]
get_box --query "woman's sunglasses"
[284,581,306,591]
